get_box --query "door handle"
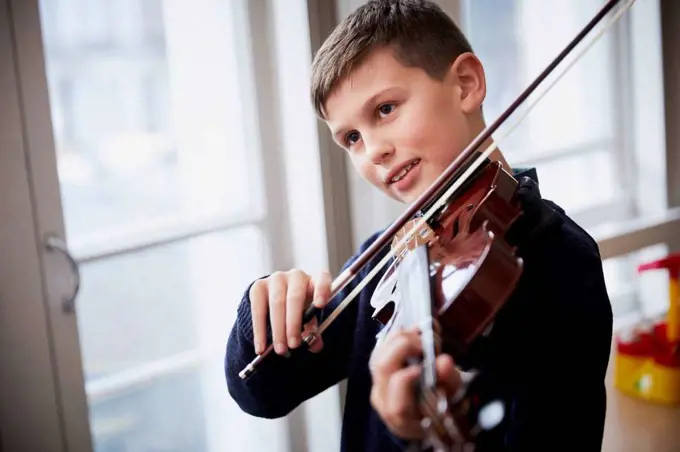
[44,234,81,313]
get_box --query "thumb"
[310,270,332,309]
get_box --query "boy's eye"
[345,131,361,146]
[378,103,395,117]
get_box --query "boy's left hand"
[369,327,462,440]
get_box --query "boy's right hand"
[249,269,332,356]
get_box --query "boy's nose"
[366,141,395,165]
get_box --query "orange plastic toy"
[614,252,680,406]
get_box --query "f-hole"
[374,301,395,326]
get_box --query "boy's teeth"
[391,160,419,183]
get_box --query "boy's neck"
[487,138,512,172]
[472,118,512,172]
[469,133,512,173]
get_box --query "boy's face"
[324,47,486,204]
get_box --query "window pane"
[463,0,617,160]
[39,0,263,248]
[90,370,209,452]
[78,225,267,378]
[77,225,284,451]
[530,149,618,213]
[516,150,621,214]
[602,244,670,319]
[602,255,637,318]
[89,352,288,452]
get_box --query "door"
[4,0,291,450]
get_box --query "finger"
[311,270,332,308]
[249,280,268,354]
[384,365,425,439]
[286,270,309,348]
[370,330,422,385]
[435,354,461,398]
[303,318,324,353]
[370,331,422,431]
[268,272,288,355]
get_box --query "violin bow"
[239,0,636,380]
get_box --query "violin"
[369,160,523,450]
[239,0,635,449]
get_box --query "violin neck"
[398,244,456,449]
[419,318,439,391]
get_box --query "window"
[462,0,625,222]
[37,0,292,450]
[460,0,668,318]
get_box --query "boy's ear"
[449,52,486,114]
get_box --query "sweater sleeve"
[224,232,383,419]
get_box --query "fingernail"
[314,298,324,307]
[289,336,300,348]
[275,342,287,354]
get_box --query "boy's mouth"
[387,159,421,185]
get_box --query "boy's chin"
[386,189,421,205]
[389,181,431,204]
[379,188,407,204]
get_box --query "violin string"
[314,0,635,337]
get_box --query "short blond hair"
[310,0,473,119]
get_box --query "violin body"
[430,161,524,355]
[372,160,524,357]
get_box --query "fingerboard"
[397,244,438,391]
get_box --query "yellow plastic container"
[614,253,680,406]
[614,350,680,406]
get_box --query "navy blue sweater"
[225,168,613,451]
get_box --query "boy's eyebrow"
[363,86,399,111]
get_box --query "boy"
[225,1,613,450]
